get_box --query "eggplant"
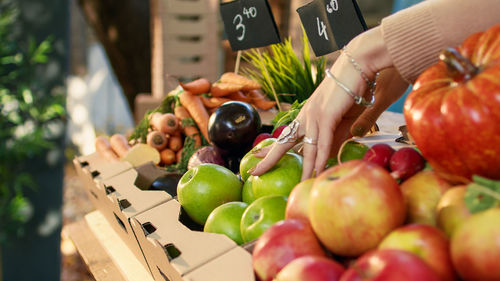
[208,101,261,157]
[150,173,183,197]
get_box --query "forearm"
[381,0,500,83]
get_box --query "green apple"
[240,195,287,243]
[177,163,242,225]
[326,140,369,168]
[251,152,303,199]
[204,201,248,245]
[239,138,276,181]
[242,178,256,204]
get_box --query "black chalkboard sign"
[220,0,281,51]
[297,0,337,57]
[297,0,367,56]
[324,0,367,48]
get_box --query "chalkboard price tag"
[297,0,367,56]
[297,0,337,57]
[220,0,281,51]
[324,0,367,49]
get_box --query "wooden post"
[234,50,242,74]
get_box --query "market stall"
[66,0,500,281]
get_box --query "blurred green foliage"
[0,1,66,242]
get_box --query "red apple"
[274,256,345,281]
[272,125,287,138]
[378,224,457,281]
[362,143,395,170]
[451,208,500,281]
[340,249,441,281]
[285,178,315,222]
[436,185,471,237]
[252,219,326,281]
[400,170,452,226]
[253,132,272,147]
[309,160,406,257]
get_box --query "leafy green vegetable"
[272,100,306,129]
[164,134,202,174]
[242,29,325,104]
[464,176,500,213]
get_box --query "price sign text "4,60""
[233,7,258,41]
[317,17,328,41]
[326,0,338,13]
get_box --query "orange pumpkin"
[404,24,500,183]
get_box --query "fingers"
[301,119,319,181]
[251,145,272,158]
[250,140,296,176]
[314,122,334,176]
[351,102,385,137]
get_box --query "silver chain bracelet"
[341,46,379,99]
[325,69,375,107]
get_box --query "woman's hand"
[249,26,398,180]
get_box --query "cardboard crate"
[184,247,255,281]
[130,200,255,281]
[72,153,132,208]
[96,163,176,273]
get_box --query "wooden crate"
[150,0,219,100]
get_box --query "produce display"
[80,24,500,281]
[92,71,279,174]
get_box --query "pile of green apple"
[176,138,303,245]
[250,143,500,281]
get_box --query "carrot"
[226,91,252,103]
[246,89,267,100]
[168,133,183,152]
[146,131,168,151]
[210,82,243,97]
[178,91,210,142]
[109,134,131,158]
[253,99,277,110]
[180,78,211,95]
[247,89,277,110]
[174,104,202,148]
[95,136,119,162]
[201,96,230,108]
[150,112,179,134]
[176,148,183,163]
[159,148,176,166]
[220,72,261,91]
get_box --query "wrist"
[346,26,392,78]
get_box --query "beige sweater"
[381,0,500,83]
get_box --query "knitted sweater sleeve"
[381,0,500,83]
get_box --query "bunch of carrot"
[144,111,194,166]
[179,72,277,116]
[95,134,131,162]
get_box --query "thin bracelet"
[325,69,375,107]
[342,46,379,96]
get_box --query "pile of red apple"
[176,129,499,281]
[252,144,500,281]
